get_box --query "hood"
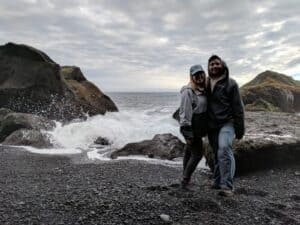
[222,60,229,79]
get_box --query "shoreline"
[1,146,299,225]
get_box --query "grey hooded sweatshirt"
[179,83,207,139]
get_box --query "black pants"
[182,138,203,181]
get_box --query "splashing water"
[22,108,183,163]
[13,92,208,167]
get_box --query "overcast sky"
[1,0,299,92]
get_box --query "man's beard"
[209,70,222,79]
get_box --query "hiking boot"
[218,188,234,197]
[180,179,193,191]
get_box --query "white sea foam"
[19,109,184,163]
[6,92,208,167]
[49,109,181,149]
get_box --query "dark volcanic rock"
[0,42,118,121]
[241,70,300,112]
[61,66,118,115]
[111,133,185,160]
[0,108,13,121]
[2,129,53,148]
[94,136,111,145]
[0,112,55,142]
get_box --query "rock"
[0,42,118,121]
[94,136,111,145]
[111,133,185,160]
[2,129,53,148]
[159,214,171,222]
[61,66,118,116]
[0,112,55,142]
[241,70,300,112]
[60,66,86,82]
[0,108,13,121]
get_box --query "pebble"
[160,214,171,222]
[295,171,300,176]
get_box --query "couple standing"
[179,55,245,197]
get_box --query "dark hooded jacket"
[206,63,245,139]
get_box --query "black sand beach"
[0,146,299,225]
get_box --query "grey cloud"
[287,57,300,67]
[0,0,299,91]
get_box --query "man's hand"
[185,138,193,145]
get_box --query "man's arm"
[231,80,245,139]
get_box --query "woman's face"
[192,71,205,85]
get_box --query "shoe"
[180,180,193,191]
[218,188,234,197]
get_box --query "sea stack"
[0,42,118,121]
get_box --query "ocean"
[24,92,190,165]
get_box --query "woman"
[179,64,207,190]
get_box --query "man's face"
[208,59,223,77]
[191,71,205,85]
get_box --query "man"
[206,55,245,197]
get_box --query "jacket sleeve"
[179,89,194,139]
[231,81,245,139]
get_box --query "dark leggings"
[182,138,203,181]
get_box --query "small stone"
[160,214,170,222]
[94,137,111,145]
[148,153,154,158]
[295,171,300,176]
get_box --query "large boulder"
[2,129,53,148]
[0,112,55,142]
[61,66,118,115]
[111,133,185,160]
[0,108,13,121]
[0,42,118,121]
[241,70,300,112]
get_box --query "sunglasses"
[192,72,205,79]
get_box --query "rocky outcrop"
[241,70,300,112]
[61,66,118,115]
[0,108,13,121]
[111,133,185,160]
[0,112,55,142]
[94,136,111,146]
[2,129,53,148]
[0,42,118,121]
